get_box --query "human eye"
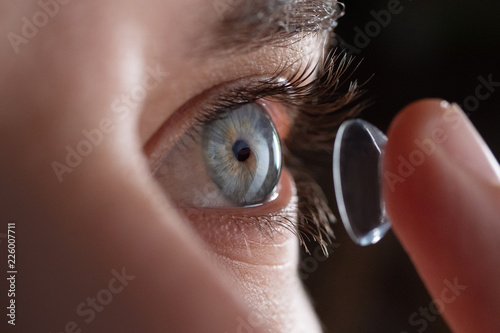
[153,97,282,208]
[146,53,364,251]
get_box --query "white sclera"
[333,119,391,246]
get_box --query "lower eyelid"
[177,170,300,265]
[181,170,294,226]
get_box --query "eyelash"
[280,52,369,253]
[174,51,367,254]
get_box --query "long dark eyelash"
[261,52,369,253]
[288,157,336,254]
[195,51,369,143]
[275,52,371,254]
[276,52,371,152]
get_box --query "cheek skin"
[213,250,322,333]
[0,1,325,332]
[179,170,323,332]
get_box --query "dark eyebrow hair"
[209,0,344,53]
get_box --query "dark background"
[303,1,500,332]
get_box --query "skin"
[384,100,500,332]
[0,1,499,332]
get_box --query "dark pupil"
[232,140,251,162]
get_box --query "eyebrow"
[209,0,344,53]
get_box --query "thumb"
[383,99,500,332]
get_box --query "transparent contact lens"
[333,119,391,246]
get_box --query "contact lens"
[333,119,391,246]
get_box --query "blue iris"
[202,103,282,206]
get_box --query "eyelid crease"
[179,49,368,149]
[187,48,369,152]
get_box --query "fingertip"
[382,98,449,235]
[385,98,448,159]
[382,98,500,332]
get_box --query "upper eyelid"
[144,73,308,173]
[154,62,326,147]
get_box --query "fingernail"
[437,101,500,183]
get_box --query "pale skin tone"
[1,1,499,332]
